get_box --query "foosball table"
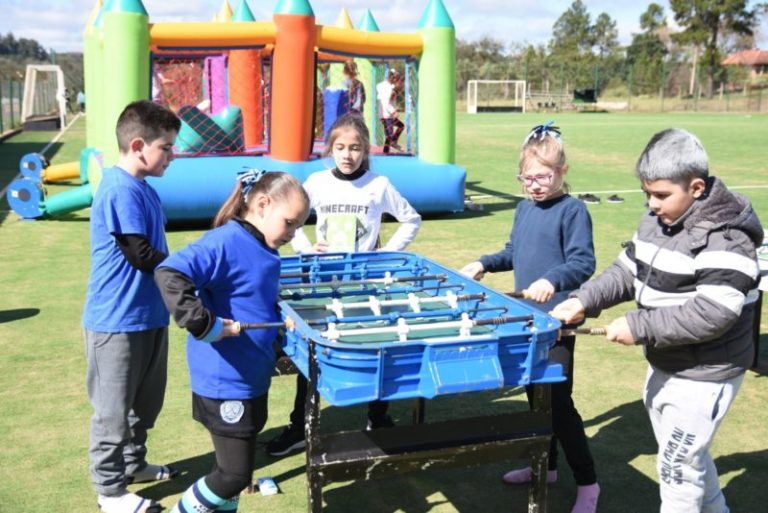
[274,252,565,512]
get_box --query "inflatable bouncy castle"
[7,0,465,221]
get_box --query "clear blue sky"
[1,0,766,53]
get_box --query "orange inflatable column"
[228,1,263,147]
[229,51,263,147]
[270,0,316,161]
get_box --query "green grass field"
[1,112,767,512]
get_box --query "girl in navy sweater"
[461,122,600,513]
[156,170,309,513]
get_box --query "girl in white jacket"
[291,113,421,255]
[266,113,421,457]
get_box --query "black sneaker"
[266,424,306,456]
[366,414,395,431]
[578,193,601,204]
[607,194,624,203]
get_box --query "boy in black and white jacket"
[551,128,762,513]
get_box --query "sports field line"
[467,184,768,201]
[0,113,82,199]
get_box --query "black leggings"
[194,394,268,499]
[205,432,257,499]
[289,373,388,427]
[525,335,597,485]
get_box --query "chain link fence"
[0,80,24,134]
[469,61,767,114]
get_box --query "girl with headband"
[155,170,309,513]
[461,121,600,513]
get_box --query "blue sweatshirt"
[479,194,595,312]
[158,220,281,399]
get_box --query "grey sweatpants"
[85,327,169,496]
[643,365,743,513]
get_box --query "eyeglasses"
[517,174,554,186]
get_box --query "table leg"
[412,398,426,425]
[528,384,551,513]
[305,340,323,513]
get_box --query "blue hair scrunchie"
[524,120,561,145]
[237,168,266,202]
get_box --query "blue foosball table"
[276,252,565,512]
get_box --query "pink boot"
[571,483,600,513]
[501,467,558,485]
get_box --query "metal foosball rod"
[280,264,426,280]
[506,290,534,300]
[280,273,447,290]
[279,254,411,273]
[313,304,507,326]
[235,309,527,334]
[245,306,507,332]
[279,282,465,302]
[323,313,535,342]
[236,321,289,330]
[559,327,607,337]
[290,292,487,314]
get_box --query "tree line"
[0,32,48,61]
[2,0,766,102]
[457,0,767,98]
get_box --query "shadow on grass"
[135,422,311,504]
[718,448,768,511]
[0,308,40,323]
[128,393,768,512]
[582,399,659,511]
[45,212,90,223]
[136,450,216,501]
[0,141,63,185]
[464,181,516,200]
[291,387,553,513]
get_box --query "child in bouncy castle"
[265,112,422,457]
[376,68,405,153]
[155,170,309,512]
[461,121,600,513]
[343,60,366,114]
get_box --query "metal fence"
[498,62,768,114]
[0,80,24,134]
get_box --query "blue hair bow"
[237,168,266,201]
[524,120,561,145]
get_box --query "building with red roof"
[722,49,768,80]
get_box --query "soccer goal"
[21,64,67,131]
[466,80,527,114]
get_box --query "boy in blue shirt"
[83,100,181,513]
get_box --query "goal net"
[467,80,526,113]
[21,64,67,129]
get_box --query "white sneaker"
[97,492,161,513]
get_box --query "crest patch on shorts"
[220,400,245,424]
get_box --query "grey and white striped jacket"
[576,177,762,381]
